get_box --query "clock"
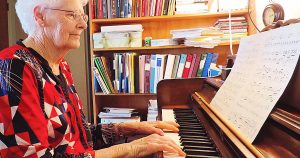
[263,3,285,26]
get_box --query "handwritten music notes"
[210,23,300,143]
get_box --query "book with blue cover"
[201,53,213,77]
[150,54,157,93]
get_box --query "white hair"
[15,0,88,35]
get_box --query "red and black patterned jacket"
[0,41,94,157]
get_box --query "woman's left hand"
[116,121,180,136]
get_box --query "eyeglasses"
[44,8,88,23]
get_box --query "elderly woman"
[0,0,185,157]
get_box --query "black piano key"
[180,137,211,143]
[177,122,201,125]
[175,118,199,121]
[183,145,216,151]
[179,129,206,133]
[179,125,204,129]
[179,131,207,135]
[181,140,214,147]
[180,135,210,140]
[179,127,204,131]
[173,109,193,112]
[186,155,221,158]
[185,149,220,156]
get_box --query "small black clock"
[263,3,285,26]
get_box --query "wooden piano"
[154,19,300,158]
[156,73,299,157]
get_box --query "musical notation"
[210,23,300,143]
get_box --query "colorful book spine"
[197,53,207,77]
[171,55,180,79]
[164,54,175,79]
[191,54,202,77]
[149,54,156,93]
[181,54,193,78]
[176,54,187,78]
[139,55,145,93]
[144,55,151,93]
[201,53,213,77]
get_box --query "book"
[138,55,145,93]
[182,54,193,78]
[95,57,115,93]
[187,54,197,78]
[94,58,113,93]
[171,55,180,79]
[103,0,108,18]
[196,53,207,77]
[149,54,156,93]
[164,54,176,79]
[93,67,110,94]
[134,54,139,93]
[176,54,187,78]
[99,107,140,124]
[100,116,140,124]
[101,24,143,32]
[191,54,201,77]
[201,53,213,77]
[208,53,219,77]
[144,55,151,93]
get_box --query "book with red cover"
[182,54,193,78]
[97,0,103,18]
[90,0,95,19]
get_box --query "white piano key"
[164,133,182,148]
[162,109,176,122]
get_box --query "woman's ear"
[33,5,45,27]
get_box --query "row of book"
[90,0,209,19]
[94,52,220,94]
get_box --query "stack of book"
[98,107,141,124]
[214,16,248,42]
[170,28,223,48]
[175,0,209,15]
[92,24,143,48]
[147,99,158,121]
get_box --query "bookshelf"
[87,0,257,123]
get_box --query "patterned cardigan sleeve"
[0,59,55,157]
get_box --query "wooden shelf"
[93,41,240,52]
[91,10,248,24]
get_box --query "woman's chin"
[67,40,81,49]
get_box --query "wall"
[255,0,300,31]
[7,1,90,118]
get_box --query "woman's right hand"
[95,133,186,158]
[128,133,186,157]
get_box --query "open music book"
[210,23,300,143]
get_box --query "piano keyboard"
[162,109,221,158]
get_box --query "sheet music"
[210,23,300,143]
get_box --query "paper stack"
[147,100,158,121]
[98,107,140,124]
